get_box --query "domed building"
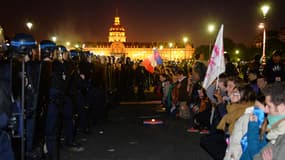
[84,13,195,61]
[108,15,126,42]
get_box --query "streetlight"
[260,4,270,66]
[26,22,33,31]
[208,24,215,59]
[235,50,240,55]
[51,36,57,42]
[168,42,173,61]
[261,5,270,18]
[183,37,188,60]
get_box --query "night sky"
[1,0,284,46]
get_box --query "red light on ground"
[143,119,163,125]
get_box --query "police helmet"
[40,40,56,59]
[56,45,67,54]
[10,33,37,55]
[69,49,79,58]
[69,49,81,62]
[83,51,93,57]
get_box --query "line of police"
[0,32,114,160]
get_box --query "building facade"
[85,14,195,61]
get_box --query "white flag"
[203,25,225,89]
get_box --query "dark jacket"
[178,77,188,101]
[263,60,285,83]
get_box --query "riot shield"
[0,25,7,53]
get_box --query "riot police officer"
[10,33,41,160]
[77,51,96,133]
[0,25,15,160]
[57,45,84,151]
[37,40,55,159]
[45,43,67,160]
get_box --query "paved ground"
[60,101,213,160]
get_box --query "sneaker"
[170,106,176,113]
[187,127,199,133]
[65,143,85,152]
[199,129,209,134]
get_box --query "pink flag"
[203,25,225,89]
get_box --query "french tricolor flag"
[142,49,163,73]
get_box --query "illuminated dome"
[108,16,127,42]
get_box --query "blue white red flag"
[142,49,163,73]
[153,49,163,65]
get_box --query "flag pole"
[202,24,225,89]
[216,77,219,90]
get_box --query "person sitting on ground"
[240,94,268,160]
[159,73,171,108]
[199,79,246,160]
[190,87,212,134]
[221,84,257,160]
[257,74,268,93]
[175,69,190,119]
[254,82,285,160]
[166,73,179,116]
[187,61,207,131]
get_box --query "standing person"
[254,82,285,160]
[0,40,14,160]
[36,40,55,159]
[45,47,67,160]
[10,33,41,160]
[59,46,84,152]
[263,50,285,84]
[24,48,42,159]
[224,54,239,77]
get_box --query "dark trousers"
[94,88,107,124]
[26,118,35,153]
[76,93,88,131]
[200,131,227,160]
[0,113,14,160]
[62,96,74,145]
[45,102,59,160]
[0,131,15,160]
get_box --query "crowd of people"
[156,50,285,160]
[1,31,285,160]
[0,33,149,160]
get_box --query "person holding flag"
[203,25,225,90]
[200,25,229,160]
